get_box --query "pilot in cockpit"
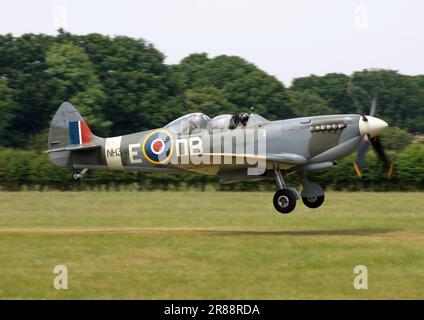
[236,112,250,129]
[188,114,201,134]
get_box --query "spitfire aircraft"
[47,100,392,214]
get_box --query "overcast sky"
[1,0,423,85]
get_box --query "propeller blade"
[370,136,394,178]
[370,136,389,167]
[349,78,392,178]
[347,78,365,115]
[354,139,370,177]
[369,93,377,116]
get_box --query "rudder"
[47,102,99,167]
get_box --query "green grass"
[0,191,423,299]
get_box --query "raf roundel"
[142,130,173,164]
[151,139,165,155]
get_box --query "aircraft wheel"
[302,195,325,208]
[72,173,82,182]
[273,189,297,214]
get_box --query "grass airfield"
[0,191,423,299]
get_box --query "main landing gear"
[272,167,325,214]
[273,189,298,214]
[273,167,299,214]
[301,195,325,208]
[299,173,325,209]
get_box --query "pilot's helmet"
[239,112,250,125]
[189,114,201,132]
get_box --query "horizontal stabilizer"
[46,144,101,154]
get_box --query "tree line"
[0,31,422,190]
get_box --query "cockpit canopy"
[164,112,269,135]
[165,113,210,135]
[208,114,237,131]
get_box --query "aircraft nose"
[359,116,388,137]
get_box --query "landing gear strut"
[273,166,298,214]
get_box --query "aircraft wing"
[173,152,307,176]
[216,152,307,184]
[198,152,307,165]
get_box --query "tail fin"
[47,102,101,166]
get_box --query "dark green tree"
[75,34,175,133]
[183,86,237,117]
[290,73,355,114]
[0,78,16,140]
[286,90,336,117]
[46,42,111,135]
[380,127,414,151]
[0,33,54,146]
[171,54,292,120]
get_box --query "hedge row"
[0,144,422,191]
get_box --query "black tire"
[273,189,297,214]
[302,195,325,208]
[72,173,81,183]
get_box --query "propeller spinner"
[354,96,394,178]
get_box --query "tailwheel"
[273,189,297,214]
[72,168,88,182]
[302,195,325,208]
